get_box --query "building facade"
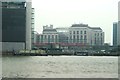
[56,27,69,43]
[68,24,104,46]
[90,27,104,46]
[34,24,104,49]
[1,0,32,52]
[36,25,59,48]
[113,22,117,46]
[118,1,120,45]
[31,8,35,48]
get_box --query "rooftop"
[90,27,102,30]
[71,24,88,27]
[43,29,57,32]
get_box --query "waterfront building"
[38,25,59,48]
[35,23,104,49]
[90,27,104,46]
[68,24,104,46]
[56,27,69,43]
[31,8,35,48]
[118,1,120,45]
[1,0,32,52]
[113,22,117,46]
[31,31,39,48]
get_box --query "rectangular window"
[77,31,79,34]
[55,35,58,43]
[44,35,47,39]
[48,35,50,43]
[73,35,75,43]
[73,31,75,34]
[41,35,43,43]
[81,35,83,40]
[84,31,86,34]
[84,35,87,40]
[70,31,72,34]
[95,33,96,36]
[52,35,54,42]
[98,33,99,36]
[77,35,79,43]
[81,31,82,34]
[95,38,96,44]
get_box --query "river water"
[2,56,118,78]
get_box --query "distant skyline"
[32,0,119,45]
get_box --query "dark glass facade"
[2,8,26,42]
[113,23,117,46]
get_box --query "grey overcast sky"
[32,0,119,45]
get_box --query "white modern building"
[118,1,120,45]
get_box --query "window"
[95,33,96,36]
[52,35,54,38]
[69,36,72,43]
[52,35,54,42]
[95,38,96,44]
[73,31,75,34]
[77,31,79,34]
[73,35,75,43]
[73,35,75,39]
[41,35,43,42]
[44,35,47,39]
[84,35,87,40]
[77,35,79,39]
[84,31,86,34]
[77,35,79,43]
[81,35,83,40]
[48,35,50,43]
[98,33,99,36]
[55,35,58,42]
[81,31,82,34]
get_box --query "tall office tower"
[1,0,32,52]
[118,1,120,45]
[113,22,117,46]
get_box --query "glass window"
[77,31,79,34]
[73,35,75,39]
[44,35,47,39]
[77,35,79,39]
[95,33,96,36]
[81,35,83,40]
[84,35,87,40]
[81,31,82,34]
[73,31,75,34]
[52,35,54,38]
[98,33,99,36]
[84,31,86,34]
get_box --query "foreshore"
[1,52,119,56]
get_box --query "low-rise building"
[34,23,104,49]
[68,24,104,46]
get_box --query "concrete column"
[118,2,120,45]
[26,1,32,50]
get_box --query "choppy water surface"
[2,56,118,78]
